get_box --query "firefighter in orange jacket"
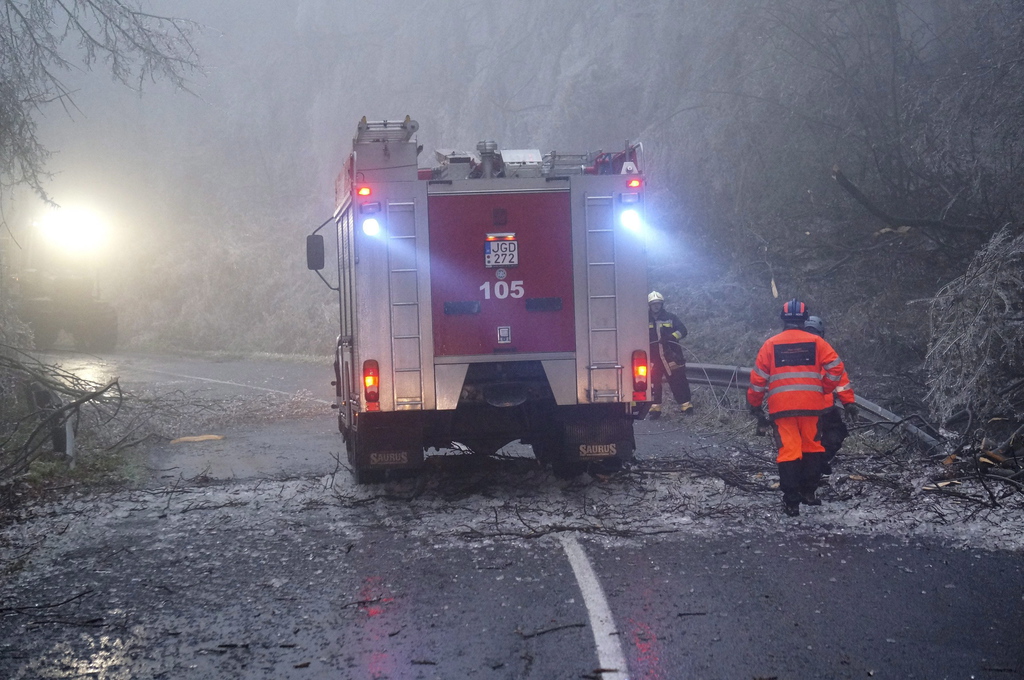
[647,291,693,419]
[747,299,857,516]
[803,316,855,474]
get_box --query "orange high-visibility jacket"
[747,328,850,419]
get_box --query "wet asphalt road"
[1,352,1022,679]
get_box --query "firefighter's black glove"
[750,405,770,436]
[756,417,771,436]
[843,402,858,425]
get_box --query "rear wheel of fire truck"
[529,439,554,467]
[531,440,583,479]
[353,466,386,485]
[553,460,586,479]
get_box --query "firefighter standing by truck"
[802,315,855,474]
[647,291,694,419]
[747,299,857,516]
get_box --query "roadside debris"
[170,434,225,444]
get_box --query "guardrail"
[684,363,941,448]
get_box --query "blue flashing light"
[362,217,381,236]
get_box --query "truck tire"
[529,439,556,466]
[553,461,587,479]
[531,439,584,478]
[352,466,386,485]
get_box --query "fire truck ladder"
[386,200,424,410]
[356,116,419,144]
[584,192,623,402]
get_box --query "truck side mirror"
[306,234,325,271]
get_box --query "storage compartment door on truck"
[428,189,575,358]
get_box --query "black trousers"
[651,356,691,405]
[778,452,825,504]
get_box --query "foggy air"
[2,2,1024,678]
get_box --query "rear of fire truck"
[307,117,649,483]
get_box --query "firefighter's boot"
[778,460,802,517]
[648,404,662,420]
[680,402,694,415]
[822,450,836,476]
[797,452,824,505]
[801,451,825,494]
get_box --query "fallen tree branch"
[517,622,586,639]
[0,589,94,614]
[831,166,982,234]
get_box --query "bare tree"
[661,0,1023,374]
[0,1,198,482]
[0,0,199,198]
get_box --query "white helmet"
[648,291,665,304]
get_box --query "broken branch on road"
[517,622,587,638]
[0,589,94,614]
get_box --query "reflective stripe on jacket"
[649,308,687,369]
[824,368,855,408]
[648,310,687,345]
[746,328,849,419]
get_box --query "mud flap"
[537,405,636,476]
[565,406,635,462]
[348,411,425,483]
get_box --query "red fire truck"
[307,117,649,483]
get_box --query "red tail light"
[632,350,648,401]
[363,359,380,411]
[357,186,372,196]
[627,178,642,188]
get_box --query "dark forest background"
[3,0,1023,431]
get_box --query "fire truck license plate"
[485,236,518,268]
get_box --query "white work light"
[362,218,381,236]
[36,206,109,255]
[619,208,642,232]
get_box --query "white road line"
[132,367,334,405]
[559,533,630,680]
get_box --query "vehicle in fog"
[307,117,649,482]
[14,207,117,352]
